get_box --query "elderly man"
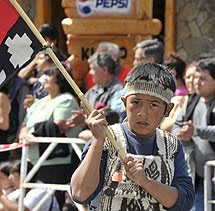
[133,38,164,66]
[64,51,123,140]
[86,41,130,90]
[86,51,123,109]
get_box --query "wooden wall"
[17,0,176,89]
[61,0,163,88]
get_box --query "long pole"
[9,0,126,160]
[164,0,176,56]
[18,138,28,211]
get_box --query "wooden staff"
[10,0,126,160]
[164,0,176,56]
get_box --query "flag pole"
[9,0,126,160]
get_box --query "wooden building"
[17,0,176,89]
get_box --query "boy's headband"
[125,80,173,104]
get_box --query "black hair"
[133,39,164,64]
[0,78,13,96]
[0,161,11,177]
[10,160,38,184]
[196,58,215,79]
[125,63,176,93]
[100,107,119,125]
[44,65,75,96]
[43,48,66,63]
[39,24,59,46]
[0,85,9,95]
[164,53,186,80]
[90,52,119,75]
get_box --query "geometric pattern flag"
[0,0,42,88]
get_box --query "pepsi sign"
[77,0,131,17]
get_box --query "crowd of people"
[0,23,214,211]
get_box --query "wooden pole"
[9,0,126,160]
[142,0,153,19]
[164,0,176,56]
[35,0,51,28]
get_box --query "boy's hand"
[123,155,147,187]
[86,109,108,142]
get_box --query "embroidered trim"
[99,124,178,211]
[125,80,173,104]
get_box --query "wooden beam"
[61,0,72,8]
[141,0,153,19]
[62,18,162,36]
[164,0,176,56]
[35,0,51,27]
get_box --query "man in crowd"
[133,38,164,66]
[85,41,130,90]
[172,58,215,211]
[86,51,123,109]
[64,51,123,136]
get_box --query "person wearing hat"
[71,63,195,210]
[111,38,164,122]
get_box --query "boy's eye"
[150,103,158,107]
[131,100,140,105]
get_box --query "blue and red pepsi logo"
[77,0,94,17]
[76,0,130,17]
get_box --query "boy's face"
[122,94,173,137]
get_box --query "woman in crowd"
[18,65,82,207]
[160,61,197,132]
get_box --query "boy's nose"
[138,106,148,116]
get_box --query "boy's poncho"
[98,124,178,211]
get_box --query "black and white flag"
[0,0,42,88]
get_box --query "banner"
[0,0,42,88]
[0,143,29,152]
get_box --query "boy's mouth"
[136,121,149,128]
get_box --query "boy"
[71,63,195,210]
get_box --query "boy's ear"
[121,97,126,107]
[164,103,174,117]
